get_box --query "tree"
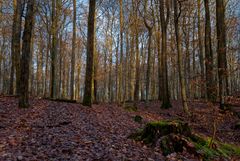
[143,0,154,102]
[197,0,205,98]
[159,0,172,109]
[216,0,227,109]
[50,0,57,98]
[204,0,216,102]
[10,0,22,95]
[70,0,77,100]
[173,0,189,114]
[82,0,96,106]
[19,0,35,108]
[133,1,140,102]
[118,0,124,104]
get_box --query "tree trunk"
[19,0,35,108]
[118,0,124,104]
[197,0,205,99]
[159,0,172,109]
[173,0,189,114]
[82,0,96,106]
[134,32,140,102]
[70,0,76,100]
[146,29,152,102]
[204,0,217,102]
[50,0,57,98]
[10,0,22,95]
[216,0,227,109]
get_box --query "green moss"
[129,120,240,160]
[133,120,191,144]
[217,143,240,157]
[191,137,240,160]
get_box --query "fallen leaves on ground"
[0,97,239,161]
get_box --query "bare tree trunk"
[70,0,76,100]
[118,0,124,104]
[19,0,35,108]
[197,0,205,99]
[44,34,51,97]
[10,0,22,95]
[159,0,171,109]
[173,0,189,115]
[204,0,217,102]
[108,18,114,102]
[216,0,227,109]
[82,0,96,106]
[146,29,152,102]
[50,0,57,98]
[134,32,140,102]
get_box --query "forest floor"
[0,96,239,161]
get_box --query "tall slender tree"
[10,0,22,95]
[159,0,171,108]
[70,0,77,100]
[173,0,189,114]
[83,0,96,106]
[50,0,57,98]
[216,0,227,109]
[143,0,154,102]
[197,0,205,98]
[118,0,124,104]
[204,0,216,102]
[19,0,35,108]
[133,0,140,102]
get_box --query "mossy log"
[139,120,191,144]
[129,120,240,160]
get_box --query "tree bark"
[82,0,96,106]
[10,0,22,95]
[159,0,172,109]
[118,0,124,104]
[216,0,227,109]
[19,0,35,108]
[173,0,189,114]
[50,0,57,98]
[204,0,216,102]
[197,0,205,99]
[70,0,76,100]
